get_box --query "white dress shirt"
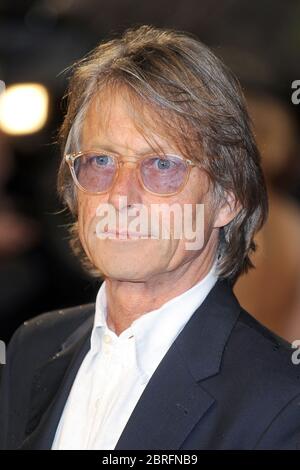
[52,261,218,450]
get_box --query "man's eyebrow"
[85,142,168,156]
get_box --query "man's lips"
[99,230,150,238]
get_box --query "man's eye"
[156,158,171,170]
[89,155,113,167]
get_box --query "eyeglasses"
[65,150,198,196]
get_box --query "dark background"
[0,0,299,342]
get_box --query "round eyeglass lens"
[140,155,188,194]
[74,153,116,192]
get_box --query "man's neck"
[105,249,218,336]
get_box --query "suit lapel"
[115,343,215,450]
[19,315,94,450]
[115,279,241,450]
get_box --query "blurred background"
[0,0,299,343]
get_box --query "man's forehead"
[81,91,178,154]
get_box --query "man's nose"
[107,162,143,210]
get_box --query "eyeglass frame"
[65,149,199,197]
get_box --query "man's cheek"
[77,205,94,251]
[78,199,97,230]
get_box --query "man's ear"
[213,191,242,228]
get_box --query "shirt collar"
[91,259,218,383]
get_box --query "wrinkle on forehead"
[81,82,187,157]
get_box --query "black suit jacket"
[0,278,300,450]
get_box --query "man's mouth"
[100,229,150,239]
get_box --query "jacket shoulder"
[20,303,95,342]
[7,303,95,373]
[231,307,300,381]
[0,303,95,449]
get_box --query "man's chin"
[87,239,171,280]
[90,260,155,282]
[103,270,151,282]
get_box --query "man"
[0,25,299,450]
